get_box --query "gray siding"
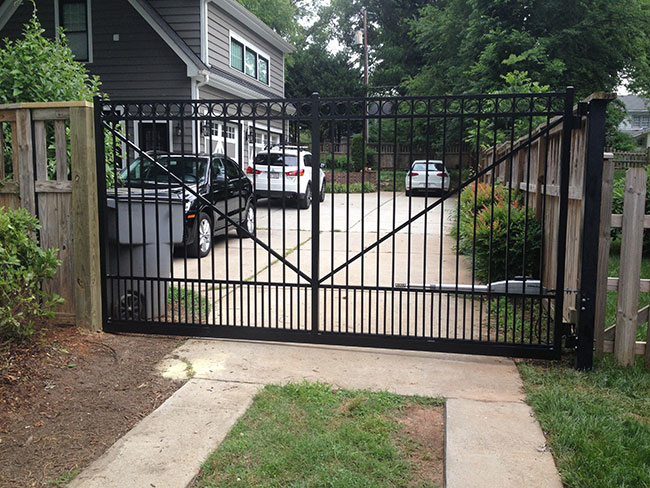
[0,0,191,100]
[206,2,284,98]
[89,0,191,99]
[149,0,201,58]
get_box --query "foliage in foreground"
[456,182,541,282]
[193,382,443,488]
[519,357,650,488]
[0,208,63,341]
[0,10,100,104]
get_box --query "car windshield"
[412,162,445,172]
[253,153,299,166]
[120,156,208,185]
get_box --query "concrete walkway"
[69,339,562,488]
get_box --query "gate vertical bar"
[576,97,610,370]
[311,93,321,334]
[93,96,109,330]
[553,87,575,358]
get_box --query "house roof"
[619,94,650,113]
[212,0,295,54]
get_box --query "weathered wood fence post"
[594,152,614,359]
[614,167,647,366]
[70,104,102,331]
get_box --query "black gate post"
[310,93,321,334]
[554,87,575,358]
[576,96,611,370]
[93,96,109,331]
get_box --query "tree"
[405,0,650,98]
[329,0,429,95]
[236,0,310,47]
[286,43,364,98]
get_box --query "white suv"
[245,146,325,209]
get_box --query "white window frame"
[229,31,271,87]
[54,0,93,63]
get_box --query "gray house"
[618,95,650,150]
[0,0,294,164]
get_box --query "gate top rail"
[98,92,570,123]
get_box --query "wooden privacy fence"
[612,149,649,169]
[0,101,101,331]
[595,161,649,367]
[477,94,611,321]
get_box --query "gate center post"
[311,93,321,334]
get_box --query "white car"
[405,160,450,196]
[246,146,326,209]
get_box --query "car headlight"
[184,200,192,213]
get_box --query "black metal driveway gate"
[95,89,575,359]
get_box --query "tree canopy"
[261,0,650,100]
[405,0,650,98]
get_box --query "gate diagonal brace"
[319,117,564,284]
[101,121,312,283]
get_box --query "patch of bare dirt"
[0,324,184,487]
[397,405,445,487]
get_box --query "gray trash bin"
[106,191,184,320]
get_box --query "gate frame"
[93,90,582,361]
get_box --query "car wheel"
[237,204,255,238]
[298,183,312,209]
[405,189,412,197]
[319,181,326,202]
[188,212,212,258]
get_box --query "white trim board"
[0,0,20,32]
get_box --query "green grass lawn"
[519,356,650,488]
[192,382,444,488]
[605,248,650,340]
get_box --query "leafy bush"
[0,10,100,104]
[611,167,650,252]
[0,208,63,341]
[321,154,349,171]
[457,182,541,282]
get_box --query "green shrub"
[321,154,349,171]
[0,9,100,104]
[457,182,541,282]
[325,181,377,193]
[0,208,63,341]
[350,135,377,171]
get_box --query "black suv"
[119,154,255,257]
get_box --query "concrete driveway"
[171,191,479,338]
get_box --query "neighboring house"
[0,0,294,165]
[618,94,650,150]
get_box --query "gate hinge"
[562,321,578,349]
